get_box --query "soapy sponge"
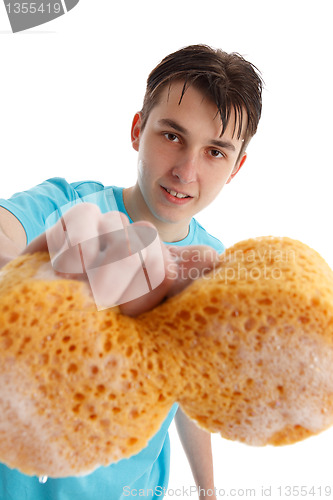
[1,236,333,478]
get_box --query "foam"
[139,237,333,446]
[1,236,333,477]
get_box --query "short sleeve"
[0,178,84,244]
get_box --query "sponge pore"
[0,253,174,477]
[1,236,333,477]
[141,237,333,445]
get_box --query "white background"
[1,0,333,497]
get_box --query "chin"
[156,214,182,226]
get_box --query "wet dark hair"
[140,44,263,153]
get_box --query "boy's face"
[131,81,247,237]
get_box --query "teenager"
[0,44,263,500]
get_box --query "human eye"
[164,132,180,143]
[209,148,225,159]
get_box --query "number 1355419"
[5,3,62,14]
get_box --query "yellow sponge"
[1,236,333,478]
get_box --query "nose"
[172,152,198,184]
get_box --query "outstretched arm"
[1,203,220,317]
[175,407,216,500]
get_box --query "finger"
[165,245,221,297]
[61,203,102,245]
[77,210,129,274]
[48,204,103,274]
[117,223,165,303]
[94,211,130,254]
[98,211,130,234]
[83,219,144,310]
[119,238,176,317]
[85,247,144,310]
[86,221,167,313]
[127,221,166,289]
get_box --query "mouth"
[162,186,192,199]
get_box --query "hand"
[120,244,220,316]
[23,203,220,316]
[165,245,220,298]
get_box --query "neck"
[123,185,191,243]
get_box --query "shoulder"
[29,178,123,213]
[0,178,121,245]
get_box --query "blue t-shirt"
[0,178,225,500]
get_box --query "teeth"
[166,188,189,199]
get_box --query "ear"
[131,112,142,152]
[226,153,247,184]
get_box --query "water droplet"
[39,475,48,484]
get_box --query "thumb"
[165,245,220,297]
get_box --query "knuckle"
[63,203,101,227]
[98,211,128,235]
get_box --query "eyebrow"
[157,118,236,152]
